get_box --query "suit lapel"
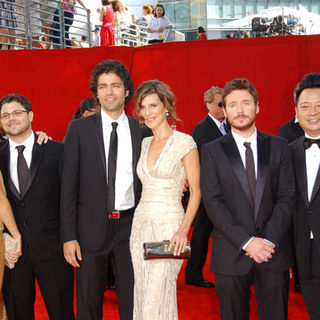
[94,111,107,173]
[205,116,223,139]
[128,116,140,174]
[26,137,45,197]
[254,132,270,219]
[310,164,320,203]
[0,140,21,199]
[293,138,309,206]
[221,133,254,208]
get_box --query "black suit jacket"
[278,117,304,143]
[192,115,223,220]
[0,136,64,262]
[60,111,150,251]
[193,115,223,160]
[201,131,296,276]
[290,136,320,279]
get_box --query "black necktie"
[303,138,320,150]
[16,145,30,196]
[106,122,118,214]
[244,142,256,203]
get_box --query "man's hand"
[245,237,275,264]
[35,131,51,145]
[63,240,82,268]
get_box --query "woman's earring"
[166,111,169,117]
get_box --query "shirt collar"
[305,133,320,140]
[208,113,224,128]
[9,131,35,151]
[101,109,127,127]
[232,128,257,145]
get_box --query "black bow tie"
[303,138,320,150]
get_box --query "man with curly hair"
[60,60,150,320]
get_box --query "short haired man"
[185,86,226,288]
[201,79,296,319]
[290,72,320,319]
[60,60,150,320]
[0,94,74,319]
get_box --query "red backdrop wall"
[1,35,319,140]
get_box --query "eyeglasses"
[0,110,29,120]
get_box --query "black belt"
[108,208,134,220]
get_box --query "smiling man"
[290,72,320,320]
[60,60,150,320]
[0,94,74,320]
[201,78,296,320]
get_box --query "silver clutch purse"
[143,240,191,260]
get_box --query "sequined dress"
[0,172,6,320]
[130,130,196,320]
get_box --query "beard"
[228,115,255,132]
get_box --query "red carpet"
[34,234,308,319]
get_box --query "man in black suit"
[278,117,304,143]
[185,86,225,288]
[0,94,74,319]
[290,72,320,319]
[278,112,305,295]
[201,78,296,319]
[60,60,150,320]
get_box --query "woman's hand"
[168,229,187,256]
[6,235,22,266]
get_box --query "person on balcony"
[147,4,172,44]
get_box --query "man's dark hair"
[0,94,32,113]
[222,78,258,106]
[73,97,98,119]
[89,60,134,106]
[294,72,320,105]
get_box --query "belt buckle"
[109,211,120,219]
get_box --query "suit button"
[20,202,26,207]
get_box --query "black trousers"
[215,266,290,320]
[300,240,320,320]
[3,246,74,320]
[76,209,134,320]
[185,205,213,281]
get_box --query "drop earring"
[166,112,169,117]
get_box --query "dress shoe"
[185,278,215,288]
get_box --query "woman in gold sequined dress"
[0,171,22,319]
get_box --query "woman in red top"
[98,0,115,46]
[197,26,207,40]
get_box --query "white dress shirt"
[305,133,320,239]
[208,113,226,135]
[101,109,135,210]
[9,132,34,193]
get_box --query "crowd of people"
[0,0,174,49]
[0,58,319,320]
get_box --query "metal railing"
[115,22,148,47]
[0,0,91,49]
[0,1,184,49]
